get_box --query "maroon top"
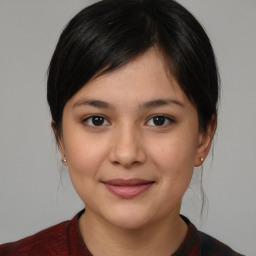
[0,210,244,256]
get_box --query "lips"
[102,179,155,199]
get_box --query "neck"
[79,208,188,256]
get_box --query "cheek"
[63,128,109,180]
[63,134,110,203]
[150,132,198,174]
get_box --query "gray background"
[0,1,255,255]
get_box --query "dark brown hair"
[47,0,219,134]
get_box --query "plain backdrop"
[0,1,255,255]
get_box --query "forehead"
[68,49,188,107]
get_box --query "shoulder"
[178,215,245,256]
[198,230,245,256]
[0,220,71,256]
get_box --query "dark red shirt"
[0,210,244,255]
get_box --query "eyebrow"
[72,98,184,109]
[73,99,114,109]
[140,99,184,109]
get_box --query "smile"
[102,179,155,199]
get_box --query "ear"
[194,116,217,167]
[51,121,67,165]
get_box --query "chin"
[102,204,156,230]
[108,215,150,230]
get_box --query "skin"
[54,49,216,256]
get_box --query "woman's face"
[59,49,211,229]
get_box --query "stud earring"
[61,158,67,164]
[200,157,204,162]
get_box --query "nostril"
[111,159,145,169]
[108,132,147,166]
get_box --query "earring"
[61,158,67,164]
[200,157,204,162]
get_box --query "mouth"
[101,179,155,199]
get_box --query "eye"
[83,115,110,127]
[146,115,174,127]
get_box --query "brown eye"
[146,115,174,127]
[153,116,165,126]
[84,115,110,127]
[92,116,104,126]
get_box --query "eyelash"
[146,115,175,127]
[82,114,175,128]
[82,115,110,127]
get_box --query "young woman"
[0,0,244,255]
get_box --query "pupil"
[92,116,104,126]
[153,116,165,126]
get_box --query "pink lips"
[102,179,154,199]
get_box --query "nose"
[109,124,146,168]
